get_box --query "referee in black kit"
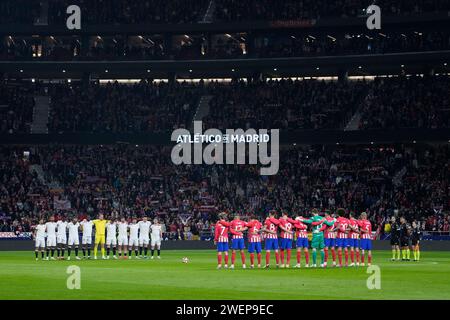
[399,217,412,261]
[390,216,401,261]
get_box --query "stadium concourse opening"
[0,0,450,305]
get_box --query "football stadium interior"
[0,0,450,300]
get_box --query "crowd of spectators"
[0,143,449,238]
[0,0,40,24]
[0,81,35,134]
[215,0,450,21]
[359,75,450,129]
[48,80,204,133]
[204,78,367,130]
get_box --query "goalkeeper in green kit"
[299,209,336,268]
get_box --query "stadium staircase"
[29,164,61,189]
[200,0,216,23]
[344,111,362,131]
[30,96,50,134]
[190,95,213,131]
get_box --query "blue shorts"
[324,238,335,247]
[231,238,245,250]
[296,237,309,248]
[360,239,372,250]
[248,242,262,254]
[265,238,279,250]
[336,238,349,248]
[280,238,293,250]
[347,238,359,248]
[217,242,229,252]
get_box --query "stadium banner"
[0,232,32,240]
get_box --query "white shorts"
[151,237,161,247]
[35,237,46,248]
[57,235,67,244]
[106,236,117,246]
[129,237,139,247]
[82,236,92,245]
[139,237,149,246]
[118,235,128,246]
[46,235,56,247]
[68,235,80,246]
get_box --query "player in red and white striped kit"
[246,216,263,268]
[293,216,310,268]
[348,212,361,267]
[214,212,231,269]
[230,214,248,269]
[335,208,350,267]
[262,211,280,268]
[278,213,296,268]
[359,212,373,266]
[323,211,337,267]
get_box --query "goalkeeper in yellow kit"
[92,213,109,260]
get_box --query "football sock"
[406,249,410,260]
[113,247,116,256]
[417,249,420,260]
[41,251,44,258]
[57,248,60,257]
[338,248,343,265]
[361,252,365,264]
[287,250,291,265]
[368,253,372,264]
[320,250,324,264]
[265,252,270,265]
[224,253,229,265]
[312,250,317,264]
[231,251,236,265]
[88,248,91,256]
[305,251,310,265]
[240,251,246,264]
[350,250,354,263]
[396,248,400,260]
[82,249,86,257]
[128,250,132,256]
[217,253,222,265]
[275,252,280,265]
[75,248,78,256]
[35,251,38,258]
[144,247,148,256]
[61,249,65,257]
[402,249,406,259]
[356,250,360,263]
[250,253,254,265]
[157,249,160,256]
[280,250,285,264]
[324,248,328,262]
[68,248,71,256]
[257,253,262,265]
[101,247,105,257]
[297,251,301,263]
[151,249,155,256]
[392,249,396,259]
[135,249,138,257]
[331,248,336,262]
[139,247,143,256]
[107,248,110,256]
[344,249,349,265]
[46,249,49,257]
[94,246,98,257]
[51,249,55,257]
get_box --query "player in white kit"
[34,219,46,260]
[56,216,68,259]
[80,217,94,259]
[67,217,81,260]
[45,216,58,260]
[150,218,163,259]
[117,217,129,259]
[139,216,151,258]
[128,218,140,259]
[106,219,118,259]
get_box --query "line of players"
[389,216,422,262]
[32,214,163,260]
[214,209,373,269]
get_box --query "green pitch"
[0,250,449,300]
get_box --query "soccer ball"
[182,257,190,263]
